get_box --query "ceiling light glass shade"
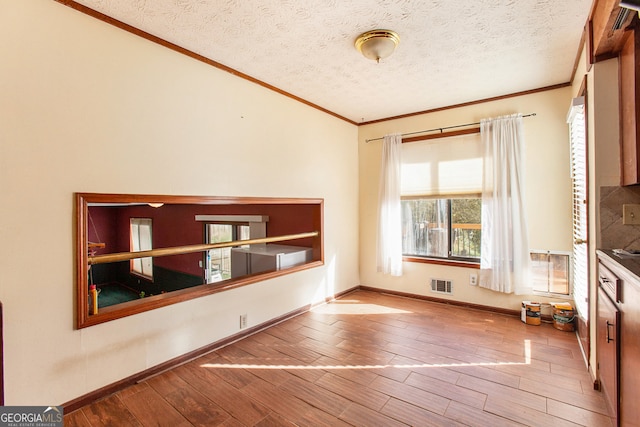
[355,30,400,62]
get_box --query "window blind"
[568,96,588,320]
[400,133,482,197]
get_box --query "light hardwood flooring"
[64,290,613,426]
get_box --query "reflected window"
[530,251,571,295]
[205,223,250,283]
[130,218,153,280]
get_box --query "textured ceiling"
[70,0,592,123]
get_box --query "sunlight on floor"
[200,360,530,370]
[200,340,532,370]
[312,300,413,315]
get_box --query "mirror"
[76,193,323,328]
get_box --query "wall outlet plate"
[623,204,640,225]
[469,273,478,286]
[240,314,248,329]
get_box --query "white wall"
[358,88,574,311]
[0,1,359,405]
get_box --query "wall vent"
[431,279,453,294]
[613,6,631,31]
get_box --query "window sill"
[403,256,480,269]
[81,260,324,328]
[532,291,572,299]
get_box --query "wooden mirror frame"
[76,193,324,328]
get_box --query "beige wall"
[0,1,359,405]
[358,88,574,311]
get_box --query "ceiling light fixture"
[355,29,400,63]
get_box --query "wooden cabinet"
[620,29,640,186]
[588,1,640,185]
[597,251,640,427]
[597,286,619,419]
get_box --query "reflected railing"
[89,231,318,265]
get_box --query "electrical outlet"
[239,314,247,329]
[623,204,640,225]
[469,273,478,286]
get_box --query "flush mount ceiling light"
[355,29,400,63]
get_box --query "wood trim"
[62,285,358,412]
[81,261,324,329]
[571,23,588,82]
[54,0,357,126]
[359,83,570,126]
[402,256,480,269]
[589,0,637,60]
[76,193,325,328]
[358,286,520,317]
[53,0,574,128]
[63,304,311,413]
[78,193,325,206]
[576,315,590,369]
[402,127,479,144]
[587,19,595,72]
[619,28,640,185]
[53,1,578,128]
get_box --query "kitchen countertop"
[597,249,640,282]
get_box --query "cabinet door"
[620,29,640,186]
[598,286,620,420]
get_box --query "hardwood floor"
[64,290,613,426]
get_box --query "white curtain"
[376,133,403,276]
[479,114,531,294]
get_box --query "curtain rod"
[365,113,537,143]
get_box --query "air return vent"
[612,6,631,31]
[431,279,453,294]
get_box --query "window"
[530,251,571,295]
[205,223,250,283]
[568,95,588,318]
[400,133,483,263]
[402,198,481,261]
[130,218,153,279]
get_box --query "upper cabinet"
[590,0,640,185]
[590,0,636,61]
[620,28,640,185]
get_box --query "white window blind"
[568,96,588,319]
[401,133,482,197]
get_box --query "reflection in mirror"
[77,194,323,328]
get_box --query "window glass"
[451,198,482,258]
[402,199,448,257]
[402,198,481,261]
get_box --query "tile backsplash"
[600,185,640,250]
